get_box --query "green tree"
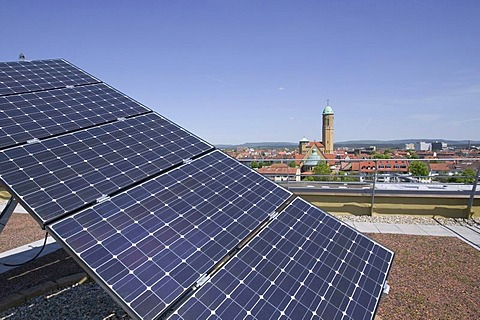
[288,161,297,168]
[336,171,357,182]
[447,176,460,183]
[409,161,429,177]
[250,161,259,169]
[460,168,476,183]
[372,151,390,159]
[313,162,331,181]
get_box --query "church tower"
[322,101,334,154]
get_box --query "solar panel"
[172,198,393,320]
[47,150,292,320]
[0,113,213,225]
[0,59,99,96]
[0,83,149,149]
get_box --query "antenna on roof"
[326,99,329,106]
[19,53,25,61]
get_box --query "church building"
[297,101,335,172]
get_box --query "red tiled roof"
[429,163,451,172]
[301,171,314,175]
[340,162,360,171]
[307,141,324,148]
[257,164,297,175]
[359,160,409,173]
[294,154,304,165]
[324,153,336,165]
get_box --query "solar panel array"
[0,59,393,320]
[48,151,291,319]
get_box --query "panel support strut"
[0,196,18,235]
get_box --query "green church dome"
[305,149,322,166]
[323,105,334,115]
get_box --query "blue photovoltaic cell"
[48,150,292,320]
[0,113,212,225]
[0,59,99,96]
[0,83,150,149]
[172,198,393,320]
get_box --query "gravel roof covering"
[0,213,45,253]
[1,212,479,319]
[1,234,479,320]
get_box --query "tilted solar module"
[47,150,292,319]
[0,113,213,226]
[0,58,393,320]
[172,198,393,320]
[0,59,99,96]
[0,83,150,149]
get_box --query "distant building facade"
[415,141,432,151]
[431,141,447,151]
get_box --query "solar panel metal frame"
[47,150,293,320]
[171,197,394,320]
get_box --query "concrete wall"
[298,193,480,218]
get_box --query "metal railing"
[238,157,480,218]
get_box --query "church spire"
[322,101,334,154]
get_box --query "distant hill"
[335,139,480,149]
[216,139,480,149]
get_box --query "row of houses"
[254,159,411,182]
[253,157,479,182]
[223,141,479,182]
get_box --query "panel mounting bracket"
[183,159,193,165]
[194,274,210,289]
[382,281,390,297]
[0,197,18,235]
[269,211,280,220]
[27,138,41,144]
[96,195,110,203]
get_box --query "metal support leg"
[0,197,18,235]
[466,166,480,218]
[370,160,378,216]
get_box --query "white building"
[415,141,432,151]
[405,143,415,150]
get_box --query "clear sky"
[1,1,479,145]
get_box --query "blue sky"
[1,1,479,144]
